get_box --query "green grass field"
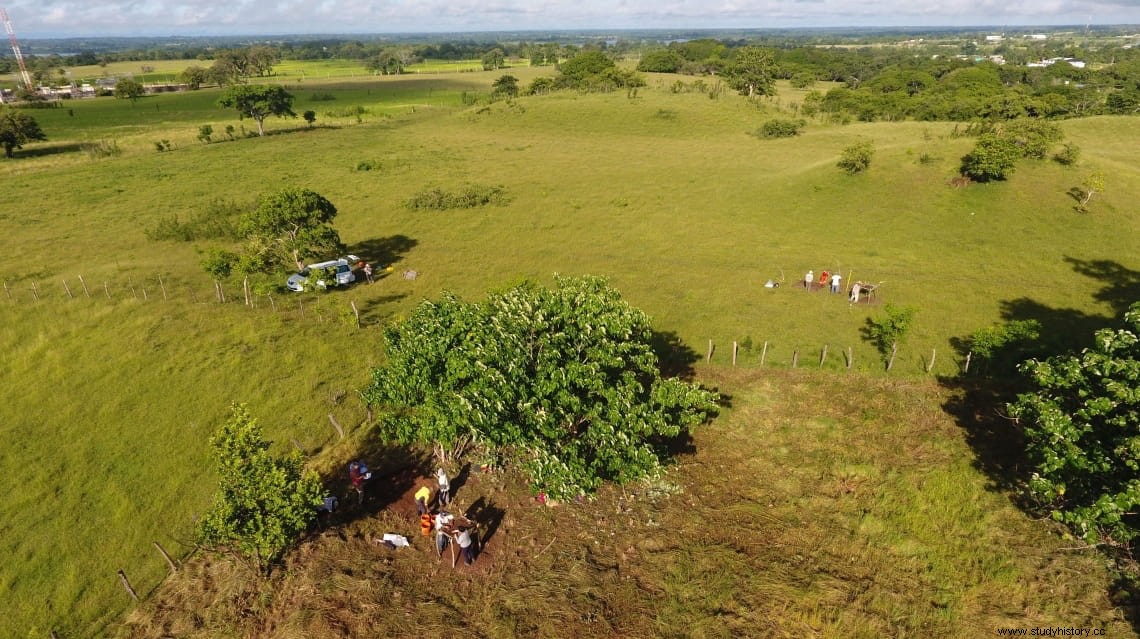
[1,72,1138,636]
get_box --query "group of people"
[801,269,868,303]
[321,461,477,565]
[417,468,476,565]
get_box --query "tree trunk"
[255,117,266,136]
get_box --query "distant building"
[1027,57,1086,69]
[985,34,1004,42]
[1028,34,1048,40]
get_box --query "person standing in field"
[804,270,814,290]
[436,468,451,506]
[849,282,862,303]
[363,262,374,284]
[456,526,475,565]
[830,272,842,294]
[348,461,371,505]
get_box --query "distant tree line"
[634,37,1140,120]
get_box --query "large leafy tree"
[198,404,323,570]
[0,109,46,158]
[1010,303,1140,545]
[363,276,719,501]
[239,187,343,271]
[217,84,296,136]
[724,46,777,98]
[960,133,1020,182]
[114,78,145,103]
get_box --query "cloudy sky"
[3,0,1139,37]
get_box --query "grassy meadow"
[1,70,1138,636]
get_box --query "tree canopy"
[198,404,323,570]
[114,78,145,102]
[723,46,777,98]
[362,276,719,501]
[1010,303,1140,546]
[0,109,47,158]
[239,187,343,271]
[217,84,296,136]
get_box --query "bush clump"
[146,198,246,242]
[753,118,806,138]
[405,184,511,211]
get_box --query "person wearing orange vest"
[414,485,432,515]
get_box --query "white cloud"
[2,0,1139,36]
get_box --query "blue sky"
[3,0,1139,37]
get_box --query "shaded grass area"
[121,369,1130,637]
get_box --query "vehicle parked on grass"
[286,255,360,292]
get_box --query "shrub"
[863,303,916,369]
[960,133,1019,182]
[198,404,323,570]
[309,92,337,101]
[197,124,213,143]
[82,139,121,159]
[405,184,511,211]
[147,198,246,242]
[837,141,874,175]
[754,118,806,138]
[1054,143,1080,166]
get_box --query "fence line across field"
[4,275,971,374]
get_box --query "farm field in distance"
[0,64,1137,636]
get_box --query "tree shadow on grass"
[320,440,435,528]
[348,234,418,271]
[650,329,699,380]
[465,496,505,557]
[355,293,409,326]
[14,142,85,158]
[938,255,1134,496]
[939,255,1140,632]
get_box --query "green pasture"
[1,73,1138,636]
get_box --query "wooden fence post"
[62,279,74,299]
[153,541,177,573]
[3,281,10,301]
[351,301,361,328]
[104,281,111,299]
[887,342,898,371]
[329,414,345,439]
[243,277,251,307]
[706,339,713,364]
[964,351,972,374]
[846,347,853,370]
[819,344,828,368]
[926,349,937,373]
[142,287,148,301]
[117,569,139,601]
[732,341,738,366]
[792,350,799,368]
[158,275,168,301]
[78,274,91,297]
[760,341,768,367]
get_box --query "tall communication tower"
[1,7,35,91]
